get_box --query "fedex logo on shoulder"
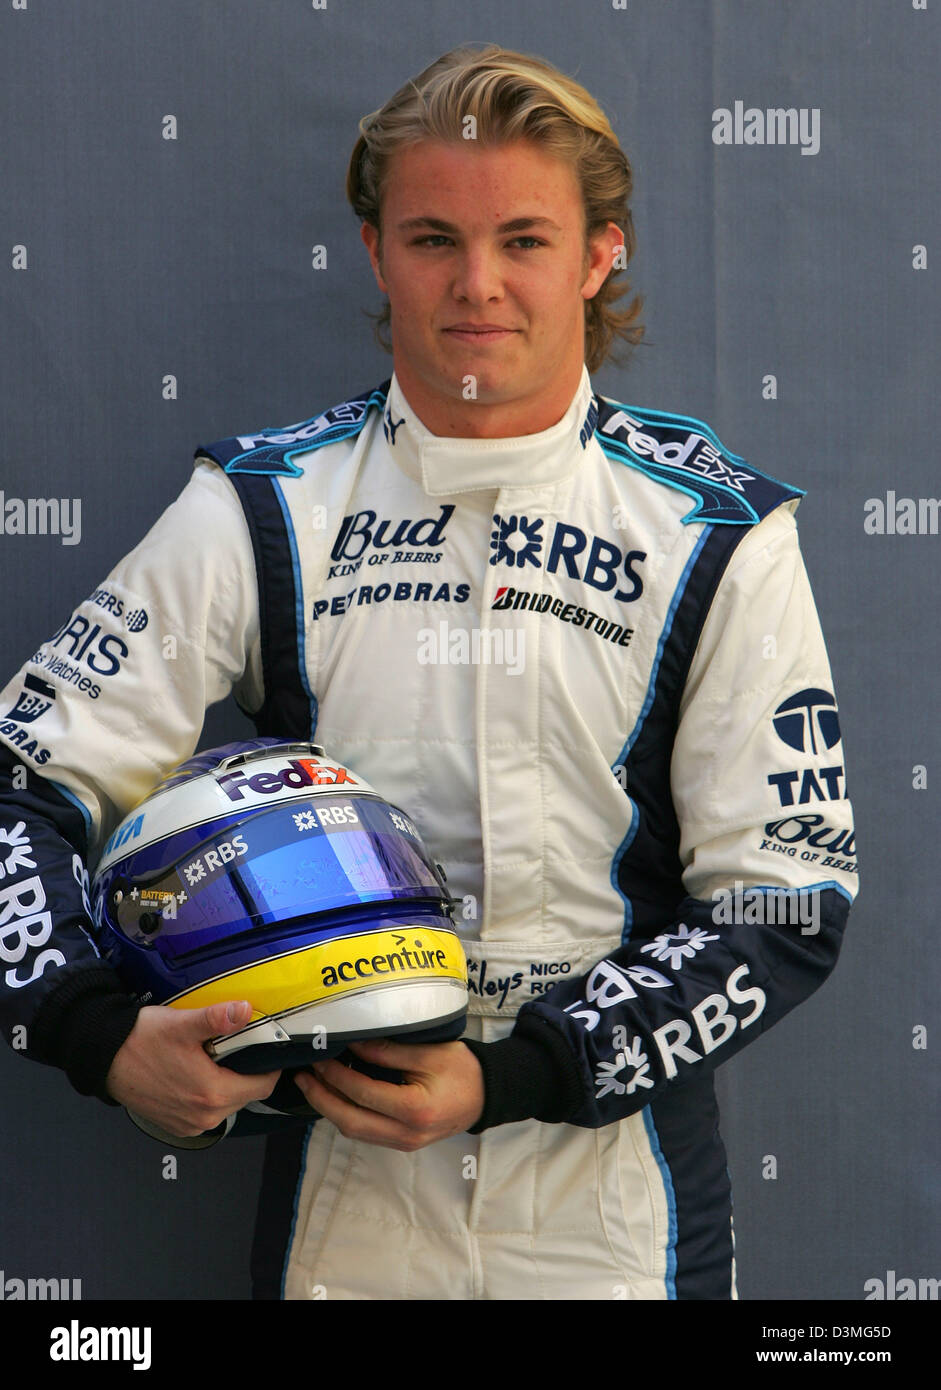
[237,422,324,449]
[601,409,754,493]
[216,758,358,802]
[234,403,362,452]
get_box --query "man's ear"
[580,222,626,302]
[361,222,389,294]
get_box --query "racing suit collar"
[383,365,597,496]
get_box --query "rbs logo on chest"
[544,522,645,602]
[490,511,646,603]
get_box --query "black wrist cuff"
[30,967,142,1104]
[463,1013,584,1132]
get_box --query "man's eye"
[411,235,545,249]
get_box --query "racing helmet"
[91,739,469,1080]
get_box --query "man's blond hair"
[346,43,644,373]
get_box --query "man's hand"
[105,1000,281,1139]
[294,1038,484,1151]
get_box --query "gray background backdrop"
[1,0,937,1300]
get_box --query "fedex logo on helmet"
[216,758,359,802]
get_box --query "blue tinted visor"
[105,794,450,965]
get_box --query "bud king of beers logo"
[215,757,359,803]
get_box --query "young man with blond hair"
[0,44,856,1299]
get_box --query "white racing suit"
[0,365,857,1299]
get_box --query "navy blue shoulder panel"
[194,383,389,740]
[594,395,803,526]
[223,472,312,741]
[196,382,390,477]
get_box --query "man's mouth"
[444,324,518,343]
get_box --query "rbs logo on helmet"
[216,758,358,802]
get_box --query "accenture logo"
[772,689,841,755]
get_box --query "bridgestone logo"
[492,586,634,647]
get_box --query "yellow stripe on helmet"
[167,925,467,1014]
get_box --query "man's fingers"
[293,1042,485,1151]
[105,1001,283,1138]
[306,1057,410,1120]
[194,999,254,1039]
[345,1037,436,1072]
[296,1070,422,1150]
[151,1067,281,1137]
[220,1066,282,1104]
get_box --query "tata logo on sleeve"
[767,690,846,807]
[772,689,841,754]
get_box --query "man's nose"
[451,245,505,303]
